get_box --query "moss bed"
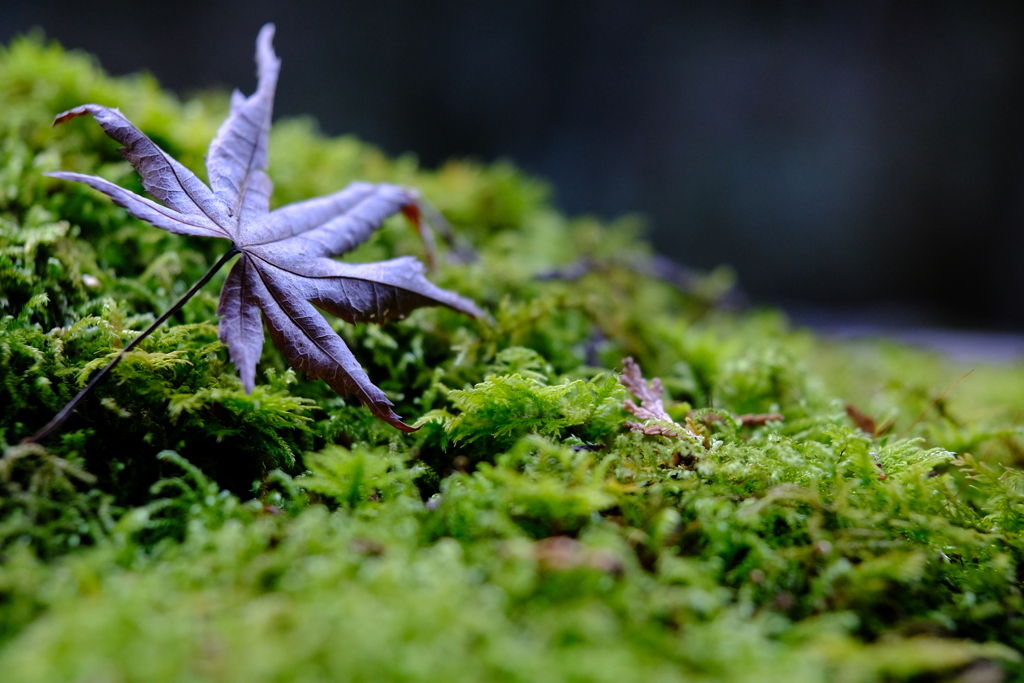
[2,35,1024,683]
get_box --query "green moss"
[2,33,1024,682]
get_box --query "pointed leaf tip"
[52,105,94,127]
[370,404,419,433]
[256,23,278,74]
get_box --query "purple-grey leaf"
[216,256,264,392]
[251,255,484,323]
[247,182,413,254]
[206,23,280,228]
[49,23,484,432]
[246,260,412,430]
[45,171,229,240]
[51,105,232,235]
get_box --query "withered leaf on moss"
[47,24,483,431]
[619,356,696,439]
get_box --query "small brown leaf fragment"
[845,404,877,436]
[737,412,784,427]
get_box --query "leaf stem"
[25,248,239,445]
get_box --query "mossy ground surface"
[2,35,1024,682]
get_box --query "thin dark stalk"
[26,248,239,445]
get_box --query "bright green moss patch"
[2,34,1024,682]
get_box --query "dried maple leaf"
[619,357,698,440]
[619,357,783,448]
[44,24,483,433]
[619,356,672,423]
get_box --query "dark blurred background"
[4,0,1024,334]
